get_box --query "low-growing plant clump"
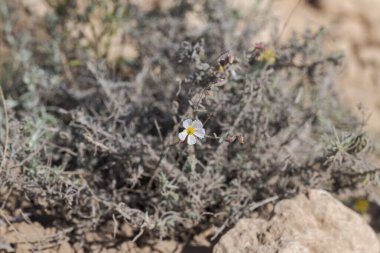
[0,0,378,250]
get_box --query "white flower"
[178,119,205,145]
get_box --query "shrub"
[0,0,377,248]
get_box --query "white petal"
[187,135,197,145]
[192,120,203,129]
[194,128,205,139]
[178,130,188,141]
[183,119,192,128]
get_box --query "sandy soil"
[272,0,380,136]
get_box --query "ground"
[1,0,380,252]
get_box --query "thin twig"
[0,186,13,209]
[154,119,163,143]
[0,86,9,171]
[248,195,279,211]
[132,228,144,243]
[147,146,170,189]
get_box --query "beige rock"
[214,189,379,253]
[318,0,357,15]
[58,242,74,253]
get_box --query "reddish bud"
[238,135,244,145]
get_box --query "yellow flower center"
[186,126,195,136]
[258,48,276,64]
[353,198,370,214]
